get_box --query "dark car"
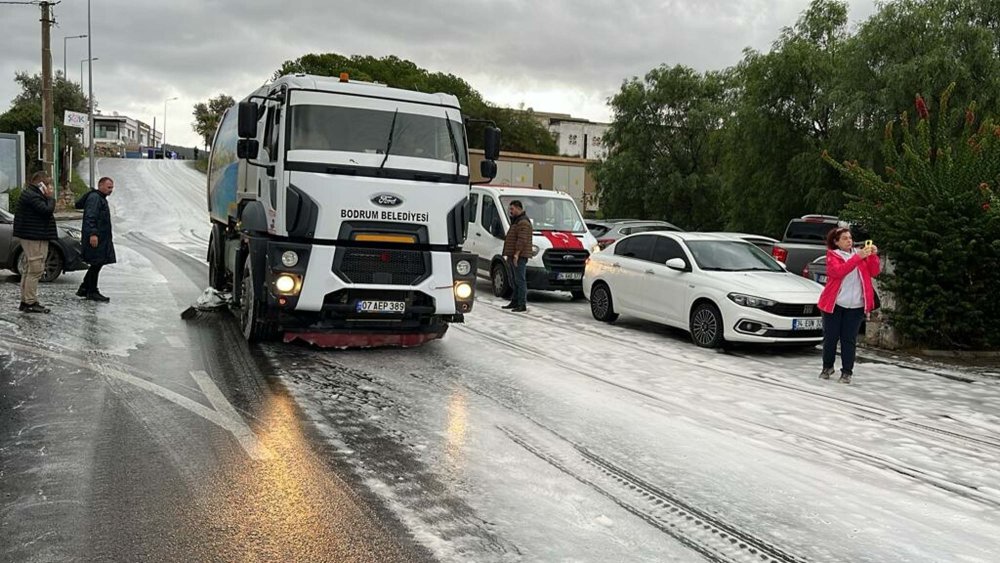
[586,219,683,250]
[0,208,87,282]
[802,255,827,284]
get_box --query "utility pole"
[40,1,56,179]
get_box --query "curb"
[920,349,1000,359]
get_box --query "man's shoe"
[838,372,853,384]
[18,301,29,311]
[501,303,517,310]
[86,292,111,303]
[76,286,88,297]
[511,305,527,312]
[23,303,50,314]
[819,368,835,380]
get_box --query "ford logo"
[372,193,403,207]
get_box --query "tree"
[0,70,90,181]
[591,65,730,229]
[192,94,235,149]
[274,53,557,154]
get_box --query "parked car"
[0,208,87,282]
[586,219,683,250]
[770,215,869,277]
[465,186,599,300]
[705,232,779,254]
[802,255,827,285]
[584,232,824,348]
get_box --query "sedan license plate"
[557,272,583,281]
[815,274,828,284]
[793,318,823,330]
[356,300,405,314]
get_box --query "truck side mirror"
[237,101,259,139]
[480,159,497,180]
[237,139,259,159]
[483,126,501,160]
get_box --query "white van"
[465,186,600,300]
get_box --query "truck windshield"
[288,105,467,166]
[500,195,585,233]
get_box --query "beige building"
[470,149,599,213]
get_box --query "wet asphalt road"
[2,159,999,562]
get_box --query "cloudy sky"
[1,0,877,148]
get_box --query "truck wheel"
[208,237,226,290]
[238,254,276,343]
[690,302,725,348]
[491,262,513,299]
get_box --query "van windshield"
[500,195,585,233]
[288,105,467,166]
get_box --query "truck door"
[261,95,285,234]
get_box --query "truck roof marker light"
[340,72,349,82]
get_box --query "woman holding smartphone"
[817,227,881,384]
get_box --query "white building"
[546,115,610,160]
[83,112,161,154]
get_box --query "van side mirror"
[483,126,501,160]
[237,101,259,139]
[237,139,259,159]
[480,159,497,180]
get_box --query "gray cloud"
[1,0,877,148]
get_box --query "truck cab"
[207,73,500,344]
[465,186,599,300]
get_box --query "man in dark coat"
[502,200,533,312]
[13,172,58,313]
[75,176,116,302]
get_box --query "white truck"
[206,73,500,345]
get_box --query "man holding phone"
[13,172,58,313]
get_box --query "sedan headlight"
[728,293,777,309]
[455,259,472,276]
[281,250,299,268]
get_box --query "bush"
[6,186,21,213]
[827,85,1000,349]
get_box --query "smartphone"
[864,240,873,248]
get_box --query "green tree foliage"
[591,65,730,229]
[0,71,90,180]
[274,54,557,155]
[827,86,1000,348]
[192,94,235,149]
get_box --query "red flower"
[985,202,992,212]
[915,95,930,120]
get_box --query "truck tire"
[238,254,276,343]
[208,233,226,290]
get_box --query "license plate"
[815,274,828,284]
[793,318,823,330]
[557,272,583,280]
[356,300,405,313]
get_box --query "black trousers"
[822,305,865,375]
[81,264,103,293]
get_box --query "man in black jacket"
[75,176,116,302]
[13,172,58,313]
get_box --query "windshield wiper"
[379,108,399,170]
[445,110,461,177]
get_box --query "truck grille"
[541,249,589,272]
[763,303,822,318]
[335,247,429,286]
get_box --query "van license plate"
[356,300,406,313]
[557,272,583,280]
[793,318,822,330]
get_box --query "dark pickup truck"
[771,215,867,277]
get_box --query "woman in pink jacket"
[817,227,881,384]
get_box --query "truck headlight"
[275,274,298,294]
[454,281,473,300]
[455,259,472,276]
[281,250,299,268]
[727,293,777,309]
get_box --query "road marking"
[1,340,271,461]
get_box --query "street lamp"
[80,56,98,87]
[163,96,178,149]
[63,34,87,80]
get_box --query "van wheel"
[570,289,586,301]
[590,283,619,323]
[238,254,276,343]
[491,262,513,299]
[690,302,724,348]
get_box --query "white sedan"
[583,232,825,348]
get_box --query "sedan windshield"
[500,196,585,233]
[289,105,467,165]
[686,240,783,272]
